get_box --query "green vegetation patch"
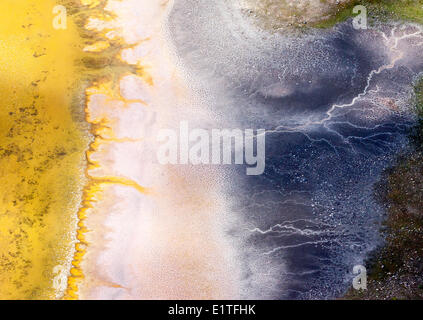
[315,0,423,29]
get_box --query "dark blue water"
[169,0,423,299]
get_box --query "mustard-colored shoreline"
[63,0,142,299]
[0,0,126,299]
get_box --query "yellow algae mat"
[0,0,89,299]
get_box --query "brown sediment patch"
[344,152,423,300]
[232,0,355,30]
